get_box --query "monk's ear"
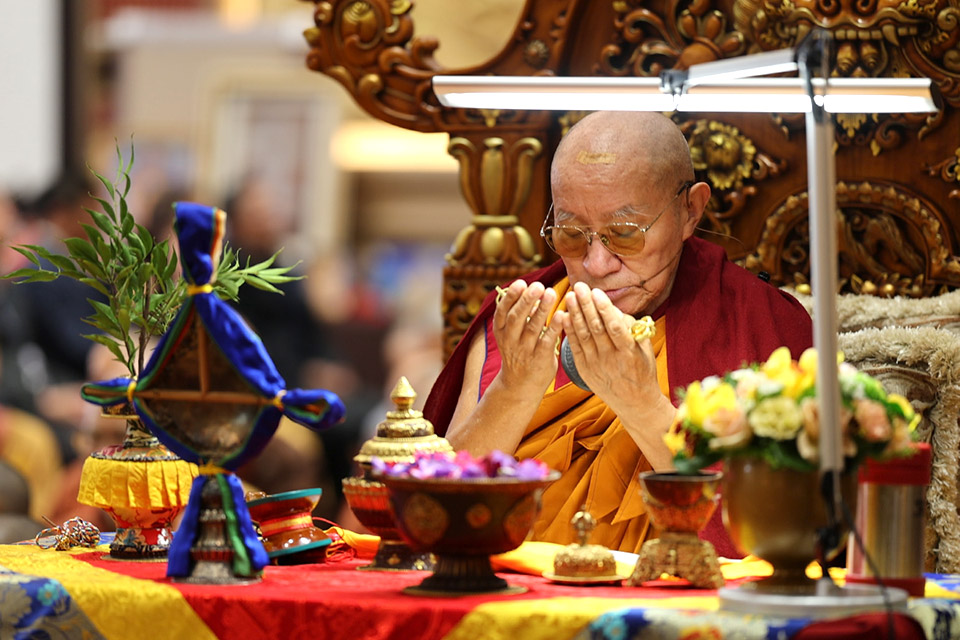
[680,181,710,239]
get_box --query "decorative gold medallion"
[402,492,448,546]
[465,503,492,529]
[502,494,538,547]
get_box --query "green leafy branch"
[3,141,301,378]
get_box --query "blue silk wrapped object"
[81,202,345,578]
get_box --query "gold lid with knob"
[352,377,453,470]
[550,505,620,580]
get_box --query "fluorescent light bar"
[433,76,674,112]
[433,75,939,114]
[684,48,798,86]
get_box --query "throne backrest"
[302,0,960,358]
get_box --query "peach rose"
[854,399,892,442]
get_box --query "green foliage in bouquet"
[3,143,299,378]
[665,346,920,474]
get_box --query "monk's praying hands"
[557,281,661,409]
[491,279,563,395]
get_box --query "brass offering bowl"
[341,377,452,571]
[629,471,725,589]
[641,470,722,533]
[246,488,330,565]
[380,471,560,596]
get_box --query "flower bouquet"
[664,346,922,592]
[665,346,919,474]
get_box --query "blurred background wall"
[0,0,523,526]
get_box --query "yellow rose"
[797,348,817,393]
[664,419,688,455]
[704,382,738,417]
[684,381,706,426]
[761,347,803,398]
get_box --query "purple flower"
[375,449,552,480]
[515,458,550,480]
[371,457,389,475]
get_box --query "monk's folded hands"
[492,279,562,395]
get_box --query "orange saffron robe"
[512,277,668,553]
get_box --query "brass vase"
[722,458,857,594]
[77,411,197,559]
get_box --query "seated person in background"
[0,460,42,544]
[424,111,812,557]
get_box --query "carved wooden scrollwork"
[732,0,960,151]
[302,0,570,133]
[746,181,960,296]
[926,146,960,200]
[680,119,787,236]
[441,135,545,356]
[600,0,746,75]
[301,0,960,361]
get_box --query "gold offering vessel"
[341,377,452,570]
[544,506,626,584]
[628,471,725,589]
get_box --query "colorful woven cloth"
[1,542,958,640]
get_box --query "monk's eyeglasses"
[540,181,693,258]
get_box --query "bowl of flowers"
[664,346,919,593]
[373,450,558,596]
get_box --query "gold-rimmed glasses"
[541,181,693,258]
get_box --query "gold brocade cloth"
[0,545,216,640]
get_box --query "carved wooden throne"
[301,0,960,571]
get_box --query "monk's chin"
[610,291,649,316]
[616,288,666,317]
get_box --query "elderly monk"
[423,111,812,557]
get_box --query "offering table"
[0,539,958,639]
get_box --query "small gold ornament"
[630,316,656,343]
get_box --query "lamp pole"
[798,34,845,570]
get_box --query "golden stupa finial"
[390,376,417,414]
[351,376,452,470]
[571,504,597,547]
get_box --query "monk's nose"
[580,236,621,278]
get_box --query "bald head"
[551,112,694,197]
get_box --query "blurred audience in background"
[0,460,44,544]
[224,175,384,520]
[0,174,105,467]
[0,169,448,534]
